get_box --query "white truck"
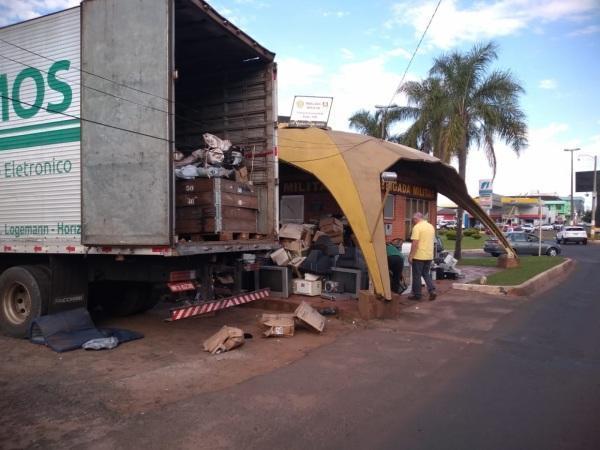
[556,226,588,245]
[0,0,279,336]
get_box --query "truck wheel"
[0,266,50,338]
[101,283,152,317]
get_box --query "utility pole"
[564,148,581,225]
[579,153,598,233]
[538,191,543,256]
[593,155,597,230]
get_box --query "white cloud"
[0,0,79,26]
[538,79,558,90]
[568,24,600,36]
[388,0,600,49]
[340,48,355,60]
[461,122,581,198]
[322,10,349,18]
[386,47,412,59]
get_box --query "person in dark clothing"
[386,242,405,294]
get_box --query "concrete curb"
[452,258,575,297]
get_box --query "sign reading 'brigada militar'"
[381,180,436,200]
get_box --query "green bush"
[437,228,447,235]
[446,230,457,240]
[463,227,479,237]
[471,233,482,240]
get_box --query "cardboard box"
[327,231,344,244]
[294,301,326,332]
[270,248,290,266]
[203,326,245,354]
[289,256,306,268]
[319,217,343,234]
[304,273,320,281]
[292,278,322,296]
[319,217,343,229]
[281,238,304,253]
[261,313,295,337]
[302,224,314,248]
[279,223,305,240]
[313,230,327,242]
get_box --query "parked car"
[556,226,587,245]
[553,223,563,231]
[521,224,534,232]
[539,224,554,231]
[502,225,522,233]
[484,232,561,257]
[443,220,457,230]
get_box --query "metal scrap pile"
[174,133,247,180]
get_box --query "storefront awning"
[278,127,514,300]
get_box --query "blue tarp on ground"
[29,308,143,353]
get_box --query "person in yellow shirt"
[408,212,437,301]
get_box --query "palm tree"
[395,77,451,160]
[399,42,528,258]
[348,108,403,141]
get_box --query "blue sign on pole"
[479,179,493,196]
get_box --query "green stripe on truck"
[0,119,81,136]
[0,126,81,151]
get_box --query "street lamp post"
[374,104,398,139]
[564,148,581,225]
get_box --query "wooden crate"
[175,178,258,235]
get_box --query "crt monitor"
[258,266,292,298]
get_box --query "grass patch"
[460,256,565,286]
[440,234,485,250]
[458,257,497,267]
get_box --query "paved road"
[92,244,599,449]
[4,244,599,449]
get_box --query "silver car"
[484,232,562,257]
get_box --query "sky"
[2,0,599,207]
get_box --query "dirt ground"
[0,303,355,449]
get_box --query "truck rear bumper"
[168,288,270,321]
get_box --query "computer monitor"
[258,266,292,298]
[330,267,365,299]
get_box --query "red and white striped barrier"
[169,288,270,321]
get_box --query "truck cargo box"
[0,0,278,256]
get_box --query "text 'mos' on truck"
[0,0,278,337]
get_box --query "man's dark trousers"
[388,255,404,293]
[411,259,435,298]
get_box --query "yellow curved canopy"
[278,127,514,300]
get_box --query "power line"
[0,51,213,131]
[380,0,443,136]
[0,36,218,126]
[0,92,173,144]
[0,36,173,107]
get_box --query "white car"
[539,224,554,231]
[521,224,534,232]
[556,226,587,245]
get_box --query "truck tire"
[0,266,50,338]
[101,282,153,317]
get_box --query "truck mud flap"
[167,288,270,322]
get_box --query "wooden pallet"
[181,232,266,242]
